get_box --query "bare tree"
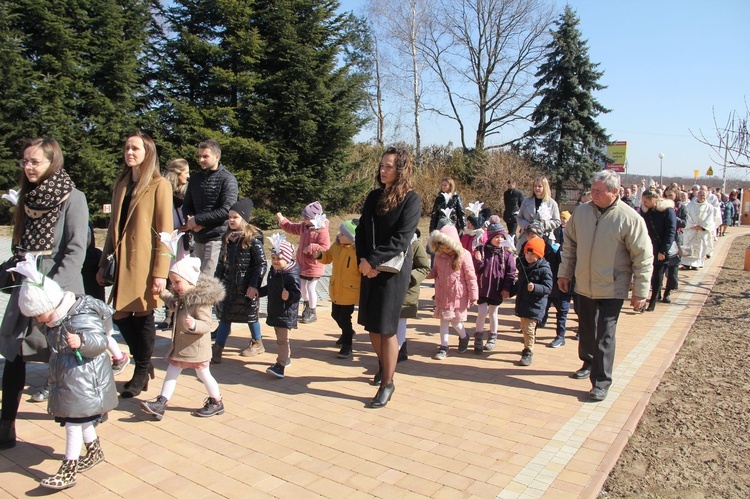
[365,33,385,147]
[691,102,750,191]
[366,0,435,163]
[421,0,555,152]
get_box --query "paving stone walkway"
[0,228,745,498]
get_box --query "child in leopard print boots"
[11,254,118,490]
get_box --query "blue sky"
[339,0,750,182]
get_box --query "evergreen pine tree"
[154,0,369,215]
[0,0,150,224]
[524,6,611,200]
[247,0,369,212]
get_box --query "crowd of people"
[0,134,744,489]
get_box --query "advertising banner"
[606,141,627,172]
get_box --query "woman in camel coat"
[98,131,173,398]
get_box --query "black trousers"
[1,356,25,421]
[649,264,668,305]
[504,214,518,238]
[331,304,355,346]
[576,295,623,391]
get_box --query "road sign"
[707,166,714,176]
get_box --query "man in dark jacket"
[503,179,524,237]
[182,140,239,277]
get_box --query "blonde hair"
[441,177,456,194]
[165,158,189,196]
[221,216,262,253]
[533,176,552,202]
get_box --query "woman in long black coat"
[356,147,421,408]
[640,190,678,311]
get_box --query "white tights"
[439,318,467,347]
[300,278,319,309]
[104,317,125,360]
[396,318,407,348]
[65,422,97,460]
[475,302,499,335]
[160,363,221,402]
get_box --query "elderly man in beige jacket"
[558,170,653,402]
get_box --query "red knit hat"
[525,238,545,259]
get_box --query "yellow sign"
[693,169,699,180]
[707,166,714,176]
[605,141,627,173]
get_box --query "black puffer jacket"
[215,231,267,323]
[260,262,302,329]
[514,257,553,321]
[182,166,239,243]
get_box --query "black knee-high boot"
[113,316,137,358]
[113,316,137,389]
[121,312,156,399]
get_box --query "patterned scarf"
[19,169,75,253]
[227,230,244,243]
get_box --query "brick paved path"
[0,229,745,498]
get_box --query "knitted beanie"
[301,201,323,220]
[525,221,545,237]
[560,211,571,222]
[525,237,545,259]
[230,198,254,223]
[340,219,358,241]
[170,256,202,285]
[18,277,65,317]
[485,215,506,240]
[273,240,295,263]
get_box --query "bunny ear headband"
[267,233,287,254]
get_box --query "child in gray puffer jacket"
[13,255,117,491]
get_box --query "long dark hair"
[13,138,64,245]
[376,147,413,215]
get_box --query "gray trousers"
[194,239,223,278]
[575,295,623,391]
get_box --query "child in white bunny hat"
[12,254,118,490]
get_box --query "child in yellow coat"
[316,220,361,358]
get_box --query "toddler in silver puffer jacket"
[13,255,117,491]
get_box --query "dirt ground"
[603,235,750,497]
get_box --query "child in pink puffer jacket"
[276,201,330,324]
[427,224,479,360]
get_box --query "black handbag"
[102,253,116,286]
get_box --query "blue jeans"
[215,320,261,347]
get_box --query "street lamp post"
[658,153,665,187]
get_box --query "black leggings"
[1,355,26,421]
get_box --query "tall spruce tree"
[524,5,610,200]
[153,0,369,216]
[247,0,369,212]
[0,0,150,224]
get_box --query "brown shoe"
[241,339,265,357]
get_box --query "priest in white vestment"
[681,189,717,269]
